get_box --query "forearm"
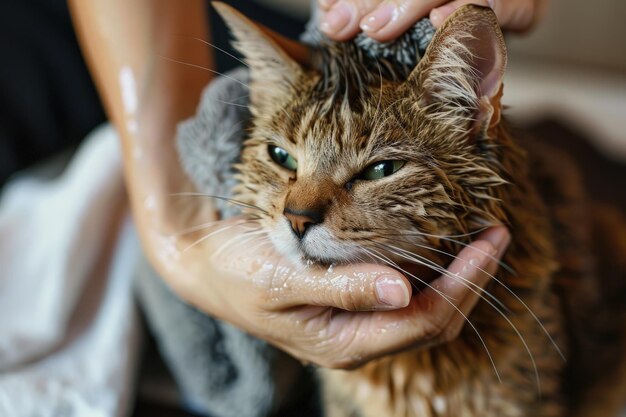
[68,0,216,273]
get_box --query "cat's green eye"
[359,160,405,180]
[268,145,298,171]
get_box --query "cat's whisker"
[214,229,266,258]
[374,228,515,275]
[245,235,273,253]
[183,223,238,252]
[388,237,565,361]
[370,240,542,393]
[244,241,274,260]
[222,229,273,259]
[361,246,503,383]
[226,82,298,125]
[241,225,265,235]
[229,93,251,101]
[420,254,508,313]
[377,238,509,313]
[159,56,250,89]
[373,231,565,361]
[362,247,455,304]
[205,118,247,150]
[372,240,493,306]
[171,219,223,237]
[360,248,422,293]
[217,99,249,109]
[376,226,490,240]
[213,233,255,258]
[187,36,249,67]
[171,192,269,214]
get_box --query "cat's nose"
[283,207,323,239]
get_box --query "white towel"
[0,124,141,417]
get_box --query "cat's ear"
[409,5,507,135]
[212,2,308,108]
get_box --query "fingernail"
[319,0,338,9]
[430,4,455,27]
[429,9,444,27]
[360,3,395,33]
[375,276,410,308]
[320,2,352,35]
[481,226,511,258]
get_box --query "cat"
[213,3,626,416]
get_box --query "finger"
[269,262,412,311]
[429,0,489,28]
[429,230,507,342]
[430,0,536,32]
[320,0,382,41]
[318,0,339,12]
[493,0,537,32]
[211,220,412,311]
[330,227,510,364]
[419,225,510,305]
[359,0,447,42]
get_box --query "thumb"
[212,219,412,311]
[268,263,412,311]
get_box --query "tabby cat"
[214,3,626,416]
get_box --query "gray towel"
[135,16,435,417]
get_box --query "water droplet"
[127,119,139,135]
[144,195,157,211]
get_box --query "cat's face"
[218,4,508,267]
[236,82,467,265]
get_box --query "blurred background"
[2,0,624,185]
[506,0,626,160]
[0,0,624,416]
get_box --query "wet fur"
[215,4,626,416]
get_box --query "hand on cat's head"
[318,0,546,42]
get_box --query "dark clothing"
[0,0,106,185]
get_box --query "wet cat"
[214,3,626,416]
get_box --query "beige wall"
[508,0,626,71]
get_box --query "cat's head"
[215,3,509,267]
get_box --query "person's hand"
[165,219,510,368]
[319,0,546,41]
